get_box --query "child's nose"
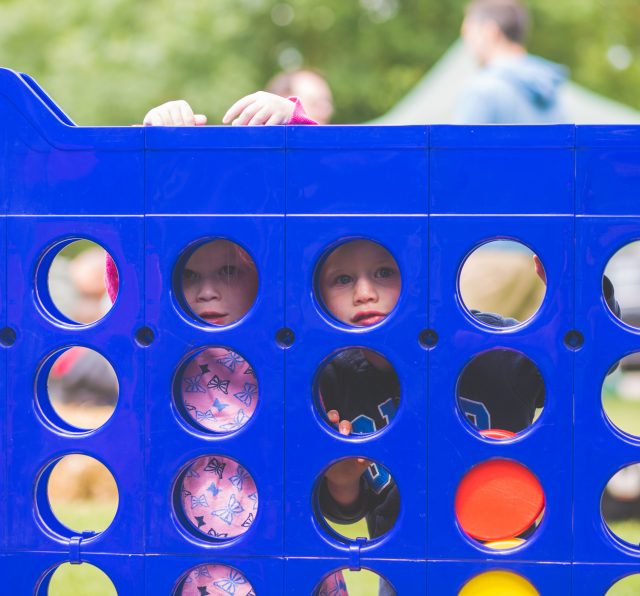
[197,278,221,301]
[353,278,377,304]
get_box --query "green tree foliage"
[0,0,638,125]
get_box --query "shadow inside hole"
[45,239,115,325]
[456,349,545,436]
[135,326,155,346]
[174,455,258,542]
[315,348,399,437]
[315,239,402,328]
[44,347,118,432]
[43,454,119,536]
[0,326,16,346]
[275,326,295,348]
[602,353,640,437]
[43,562,117,596]
[316,458,398,543]
[175,239,258,327]
[459,240,545,326]
[602,464,640,547]
[604,240,640,328]
[313,568,396,595]
[173,564,254,596]
[455,459,545,549]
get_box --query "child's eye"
[375,267,396,279]
[218,265,238,279]
[334,274,353,285]
[183,268,200,282]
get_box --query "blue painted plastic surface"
[1,66,640,593]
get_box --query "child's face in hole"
[182,240,258,326]
[319,240,401,326]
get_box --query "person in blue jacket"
[457,0,568,124]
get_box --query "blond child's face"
[182,240,258,326]
[319,240,401,326]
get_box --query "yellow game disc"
[459,571,539,595]
[484,537,525,550]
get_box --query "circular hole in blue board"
[604,240,640,329]
[458,239,545,328]
[313,567,396,595]
[173,239,259,328]
[39,346,118,433]
[606,573,640,595]
[602,463,640,548]
[173,563,255,596]
[39,562,117,596]
[38,454,119,538]
[313,347,400,438]
[456,348,545,438]
[315,238,402,329]
[314,457,398,544]
[40,239,116,326]
[173,346,258,434]
[602,352,640,438]
[174,455,259,542]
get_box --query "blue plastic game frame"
[1,66,640,594]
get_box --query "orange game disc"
[455,459,545,542]
[480,429,516,440]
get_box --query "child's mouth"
[199,311,227,324]
[351,311,386,326]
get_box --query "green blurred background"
[1,0,639,125]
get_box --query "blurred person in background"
[49,246,118,411]
[68,246,112,324]
[49,346,118,409]
[602,465,640,523]
[457,0,568,124]
[266,69,334,125]
[455,1,569,323]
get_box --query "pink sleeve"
[105,253,119,303]
[286,96,318,125]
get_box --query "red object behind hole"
[480,429,516,440]
[455,459,545,542]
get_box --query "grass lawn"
[48,561,117,596]
[605,566,640,595]
[602,394,640,436]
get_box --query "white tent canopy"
[374,41,640,125]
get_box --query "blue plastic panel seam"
[2,212,5,554]
[283,123,289,565]
[570,123,577,565]
[143,124,148,555]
